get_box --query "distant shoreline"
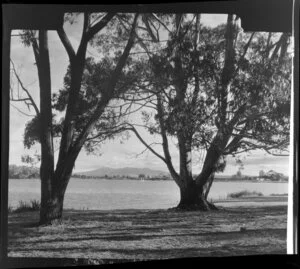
[9,177,288,183]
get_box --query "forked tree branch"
[57,27,76,60]
[151,13,171,33]
[233,32,255,76]
[71,14,139,153]
[10,59,40,115]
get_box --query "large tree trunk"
[39,162,74,225]
[39,186,65,225]
[39,148,78,225]
[175,180,217,211]
[39,177,69,225]
[174,135,218,211]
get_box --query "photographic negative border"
[1,1,298,268]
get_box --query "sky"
[9,13,291,177]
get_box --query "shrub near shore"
[10,200,40,213]
[227,190,264,199]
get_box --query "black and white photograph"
[1,1,298,268]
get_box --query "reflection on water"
[9,178,289,210]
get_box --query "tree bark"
[36,31,55,223]
[191,15,238,201]
[203,172,215,200]
[175,134,218,211]
[39,14,136,224]
[168,16,218,211]
[39,187,64,225]
[178,134,193,182]
[39,151,77,225]
[33,14,129,225]
[175,180,217,211]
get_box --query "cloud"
[223,153,290,176]
[226,153,289,167]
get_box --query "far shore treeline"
[9,164,288,182]
[9,164,39,179]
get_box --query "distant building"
[259,170,287,181]
[138,174,146,181]
[259,170,265,177]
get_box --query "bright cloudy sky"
[9,13,291,176]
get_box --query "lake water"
[9,178,289,210]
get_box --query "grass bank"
[7,197,287,264]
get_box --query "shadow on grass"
[10,228,286,246]
[8,204,287,261]
[7,257,136,268]
[9,241,286,261]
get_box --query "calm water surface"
[9,178,288,210]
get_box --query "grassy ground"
[7,196,288,264]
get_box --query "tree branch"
[10,97,30,102]
[264,148,289,156]
[86,124,128,141]
[151,13,171,33]
[175,14,183,36]
[156,93,181,182]
[85,12,116,41]
[57,27,76,60]
[129,123,160,134]
[30,31,40,67]
[10,103,35,117]
[218,14,237,126]
[191,14,201,108]
[72,14,139,152]
[236,32,255,67]
[142,14,158,42]
[82,12,90,36]
[229,139,289,156]
[127,124,167,163]
[224,123,249,154]
[134,142,163,158]
[270,33,287,62]
[10,59,40,115]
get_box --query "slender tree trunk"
[41,33,87,226]
[36,31,56,224]
[203,172,215,200]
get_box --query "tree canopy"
[10,13,292,216]
[123,14,291,209]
